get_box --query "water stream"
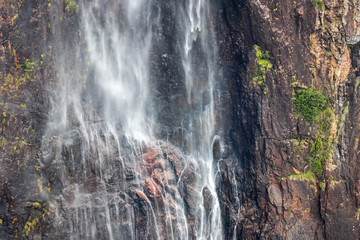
[42,0,224,239]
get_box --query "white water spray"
[179,0,223,239]
[43,0,224,239]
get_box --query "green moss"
[289,171,316,182]
[24,60,36,72]
[291,88,334,180]
[253,45,272,85]
[307,108,334,178]
[292,87,327,122]
[312,0,324,10]
[280,171,316,182]
[308,136,328,178]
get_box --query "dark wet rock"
[212,136,221,161]
[202,185,213,217]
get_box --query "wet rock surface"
[42,134,199,239]
[1,0,360,239]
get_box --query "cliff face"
[0,1,50,239]
[1,0,360,239]
[216,0,360,239]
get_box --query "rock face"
[1,0,360,239]
[215,0,360,239]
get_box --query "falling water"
[179,0,223,239]
[42,0,224,239]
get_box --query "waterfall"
[42,0,224,239]
[179,0,223,238]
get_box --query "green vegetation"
[10,59,37,90]
[319,180,325,190]
[17,59,36,73]
[312,0,324,10]
[319,107,334,132]
[65,0,79,13]
[347,44,354,55]
[308,135,329,177]
[329,176,345,188]
[24,60,36,72]
[291,87,334,180]
[291,138,306,153]
[292,87,327,122]
[307,108,334,178]
[280,171,316,182]
[253,45,272,85]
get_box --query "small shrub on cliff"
[253,45,272,85]
[292,87,327,122]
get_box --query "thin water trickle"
[180,0,223,238]
[43,0,224,239]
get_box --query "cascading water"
[179,0,223,239]
[41,0,224,239]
